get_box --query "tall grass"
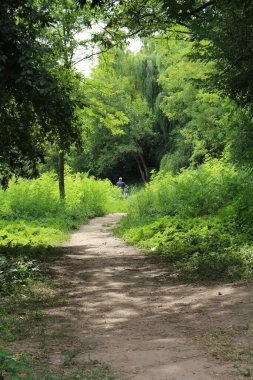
[0,172,125,224]
[0,171,126,267]
[0,171,126,292]
[125,160,245,219]
[116,160,253,280]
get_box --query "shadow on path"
[46,213,253,380]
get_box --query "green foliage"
[116,160,253,281]
[117,215,253,280]
[0,256,40,294]
[75,38,246,182]
[0,0,83,187]
[0,172,125,224]
[0,348,31,379]
[154,38,236,172]
[124,160,241,219]
[84,0,253,108]
[75,47,165,182]
[77,1,253,179]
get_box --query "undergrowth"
[115,160,253,281]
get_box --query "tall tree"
[79,49,155,182]
[40,0,90,198]
[156,39,232,170]
[79,0,253,107]
[77,0,253,172]
[0,0,81,189]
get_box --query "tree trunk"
[134,154,146,183]
[138,153,149,181]
[59,151,65,199]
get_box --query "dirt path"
[50,213,253,380]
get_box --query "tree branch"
[191,0,215,15]
[74,47,109,64]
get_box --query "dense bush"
[126,160,244,219]
[116,160,253,280]
[117,215,253,280]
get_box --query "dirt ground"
[48,213,253,380]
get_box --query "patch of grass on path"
[203,324,253,378]
[0,346,121,379]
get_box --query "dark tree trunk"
[59,151,65,199]
[134,154,146,183]
[138,153,149,181]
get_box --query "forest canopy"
[1,0,253,186]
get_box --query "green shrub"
[127,160,244,220]
[0,172,126,222]
[116,160,253,281]
[117,215,253,280]
[0,348,31,378]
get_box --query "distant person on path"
[123,184,129,199]
[116,177,126,191]
[116,177,129,199]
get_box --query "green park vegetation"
[116,161,253,281]
[0,172,125,290]
[1,0,253,377]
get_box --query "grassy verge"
[115,214,253,281]
[0,172,127,290]
[115,161,253,281]
[0,172,126,248]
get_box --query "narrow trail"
[50,213,253,380]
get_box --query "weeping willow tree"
[132,42,172,163]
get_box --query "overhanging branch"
[191,0,215,15]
